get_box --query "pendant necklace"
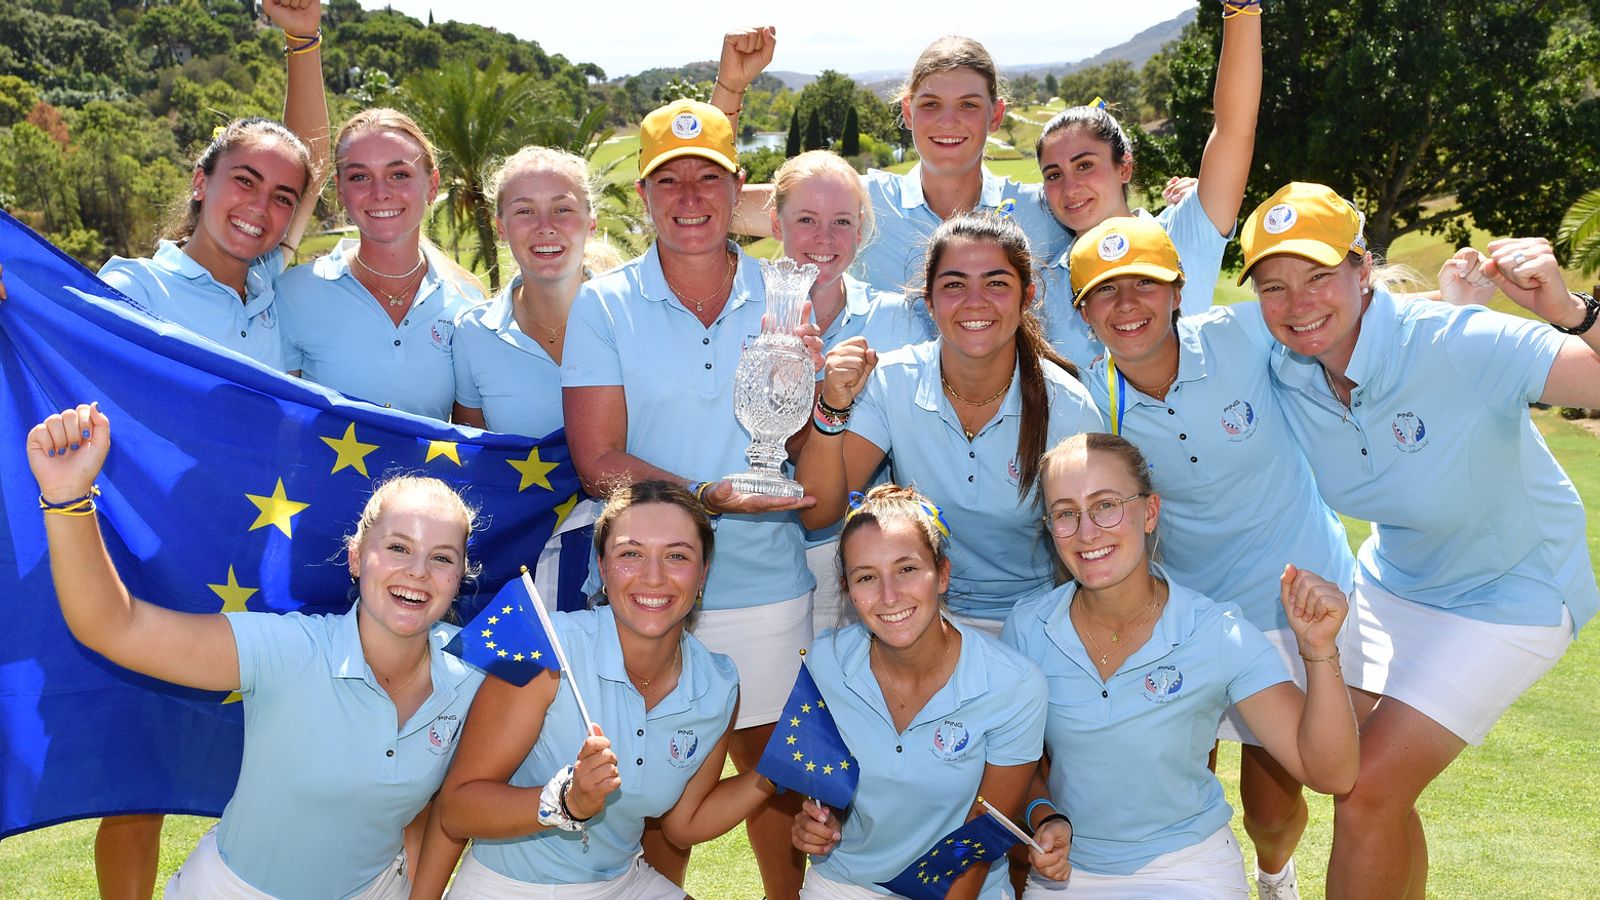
[667,251,735,314]
[626,643,681,690]
[380,652,428,696]
[1073,588,1161,666]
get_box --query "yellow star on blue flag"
[444,575,561,686]
[877,811,1021,900]
[756,663,860,809]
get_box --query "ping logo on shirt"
[430,318,455,352]
[1391,411,1429,453]
[427,714,462,755]
[1263,203,1298,234]
[256,306,277,329]
[667,728,700,768]
[671,113,702,139]
[1006,456,1021,486]
[1142,665,1184,703]
[1220,399,1258,442]
[930,719,973,761]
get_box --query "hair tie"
[844,490,868,522]
[1090,96,1108,110]
[211,124,228,141]
[919,499,952,538]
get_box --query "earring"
[346,576,360,605]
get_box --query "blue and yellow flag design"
[756,661,860,810]
[877,810,1022,900]
[0,212,585,838]
[446,574,560,686]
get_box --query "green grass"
[5,406,1596,897]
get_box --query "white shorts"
[1021,826,1247,898]
[166,826,407,900]
[801,868,1013,899]
[1339,571,1574,745]
[446,852,683,899]
[1217,627,1304,747]
[948,610,1006,639]
[692,591,812,729]
[808,539,850,637]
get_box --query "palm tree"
[1558,187,1600,280]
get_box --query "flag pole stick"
[521,569,596,737]
[979,796,1044,854]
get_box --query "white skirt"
[445,852,683,899]
[165,826,408,899]
[1217,626,1304,746]
[801,867,1014,899]
[1340,570,1574,745]
[691,591,813,729]
[947,610,1005,639]
[808,539,850,637]
[1021,826,1247,898]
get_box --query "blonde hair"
[1038,433,1160,583]
[896,36,1007,117]
[163,117,315,244]
[771,150,877,250]
[345,474,483,582]
[334,108,487,298]
[488,145,623,277]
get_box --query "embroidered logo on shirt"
[255,306,277,329]
[1391,412,1429,453]
[1097,232,1130,262]
[930,719,973,761]
[667,728,700,768]
[427,714,461,755]
[1142,665,1184,703]
[430,318,455,352]
[671,113,702,139]
[1220,399,1258,442]
[1006,456,1021,486]
[1263,204,1298,234]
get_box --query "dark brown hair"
[163,117,314,244]
[1035,104,1134,206]
[592,479,716,567]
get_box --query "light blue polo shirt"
[215,606,484,899]
[1038,191,1230,367]
[562,242,814,610]
[1270,288,1598,632]
[469,606,739,884]
[854,166,1070,297]
[452,275,564,437]
[99,240,288,370]
[1001,576,1288,876]
[276,241,482,420]
[849,340,1104,619]
[807,620,1046,896]
[1079,304,1354,629]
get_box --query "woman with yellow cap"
[1239,181,1600,899]
[1063,214,1355,897]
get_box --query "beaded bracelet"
[817,395,853,420]
[813,397,850,435]
[813,410,848,436]
[39,485,100,517]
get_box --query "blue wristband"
[1024,797,1058,833]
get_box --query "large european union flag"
[876,810,1022,900]
[0,212,585,838]
[756,661,860,810]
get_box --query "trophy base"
[723,470,806,500]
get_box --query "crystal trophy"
[724,257,820,498]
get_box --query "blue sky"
[364,1,1197,80]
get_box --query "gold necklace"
[1073,588,1161,665]
[666,251,735,314]
[871,626,955,710]
[352,250,427,280]
[1125,365,1180,402]
[515,285,565,345]
[360,268,424,308]
[1322,365,1351,422]
[940,367,1015,406]
[626,643,681,690]
[379,651,429,696]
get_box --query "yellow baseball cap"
[637,99,738,179]
[1237,182,1368,285]
[1069,216,1184,308]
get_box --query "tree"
[785,109,801,157]
[803,108,825,151]
[131,0,231,69]
[1043,72,1059,101]
[1157,0,1600,256]
[0,74,39,127]
[840,106,860,157]
[1559,188,1600,279]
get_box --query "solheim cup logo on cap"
[1220,399,1257,442]
[1263,203,1298,234]
[427,714,461,756]
[1392,411,1429,453]
[1142,665,1184,703]
[1098,231,1130,261]
[667,728,700,768]
[930,719,972,761]
[671,112,702,139]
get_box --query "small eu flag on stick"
[445,569,596,734]
[876,805,1025,900]
[756,660,860,810]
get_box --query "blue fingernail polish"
[70,443,79,451]
[47,449,55,457]
[82,429,91,439]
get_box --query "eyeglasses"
[1043,492,1149,538]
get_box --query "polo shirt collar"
[638,241,760,322]
[1344,286,1399,391]
[898,164,1006,212]
[912,340,1025,424]
[150,239,276,317]
[591,605,709,717]
[1042,565,1197,677]
[328,603,475,704]
[1117,320,1209,409]
[836,618,989,731]
[324,238,445,308]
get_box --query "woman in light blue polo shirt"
[436,481,778,898]
[277,109,485,420]
[793,484,1046,899]
[453,146,624,437]
[1065,214,1354,896]
[26,404,486,900]
[769,150,931,635]
[1240,181,1600,899]
[562,98,815,899]
[1032,0,1262,366]
[1003,432,1358,898]
[797,212,1104,634]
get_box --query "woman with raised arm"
[1240,182,1600,900]
[1003,432,1358,897]
[276,107,484,421]
[796,213,1103,635]
[26,404,484,899]
[562,99,814,898]
[1031,0,1262,366]
[792,485,1045,900]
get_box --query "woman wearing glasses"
[1003,433,1358,897]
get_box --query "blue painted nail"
[47,448,55,457]
[69,443,79,451]
[82,429,91,439]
